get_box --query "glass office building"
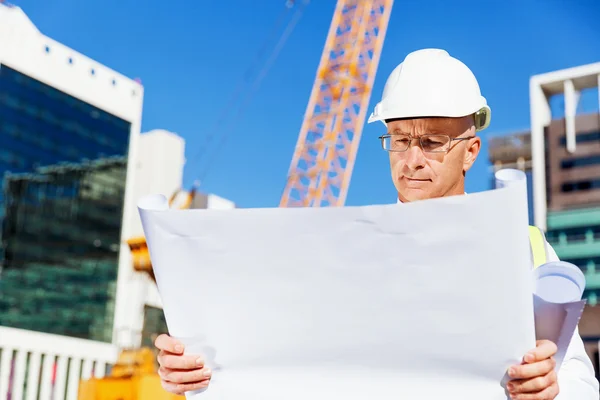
[0,64,131,342]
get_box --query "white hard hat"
[368,48,491,131]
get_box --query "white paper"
[138,184,536,400]
[534,294,587,370]
[494,168,586,372]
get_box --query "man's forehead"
[386,116,473,133]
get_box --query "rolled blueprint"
[534,261,586,303]
[494,168,531,226]
[533,261,587,371]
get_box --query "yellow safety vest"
[528,225,549,269]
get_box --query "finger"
[508,384,559,400]
[507,371,557,393]
[161,379,211,395]
[508,358,555,380]
[523,341,557,363]
[155,334,184,354]
[157,351,205,370]
[159,366,212,385]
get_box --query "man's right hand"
[155,334,212,395]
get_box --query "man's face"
[386,116,481,202]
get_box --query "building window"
[559,131,600,146]
[561,179,600,193]
[561,155,600,169]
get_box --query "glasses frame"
[378,133,476,153]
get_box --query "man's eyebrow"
[387,129,449,135]
[387,129,410,135]
[424,127,449,134]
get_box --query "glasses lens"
[383,134,410,151]
[421,135,450,152]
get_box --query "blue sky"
[12,0,600,207]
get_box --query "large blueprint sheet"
[138,184,535,400]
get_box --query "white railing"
[0,326,118,400]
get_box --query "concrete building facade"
[530,61,600,231]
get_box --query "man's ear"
[463,136,481,173]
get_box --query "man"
[153,49,600,399]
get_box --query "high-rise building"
[489,60,600,369]
[0,3,144,343]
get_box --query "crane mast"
[279,0,393,208]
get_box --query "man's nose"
[405,141,426,170]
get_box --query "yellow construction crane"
[78,1,393,398]
[280,0,393,207]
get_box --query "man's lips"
[405,177,431,182]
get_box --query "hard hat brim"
[368,105,491,132]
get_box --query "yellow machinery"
[127,188,197,282]
[78,0,393,397]
[77,348,182,400]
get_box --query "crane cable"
[186,3,293,172]
[187,0,310,186]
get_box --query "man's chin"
[398,188,434,202]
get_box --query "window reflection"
[0,64,131,342]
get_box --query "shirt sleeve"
[546,242,600,399]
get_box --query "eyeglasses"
[378,133,475,153]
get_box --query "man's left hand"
[507,340,559,399]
